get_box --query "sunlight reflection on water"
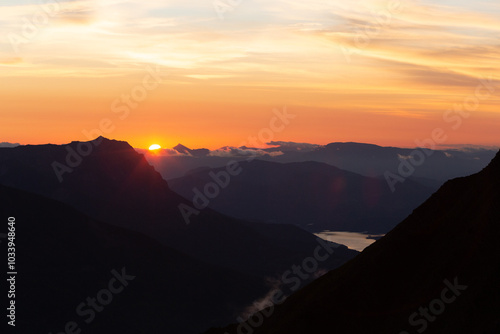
[314,231,385,252]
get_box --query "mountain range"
[141,141,497,183]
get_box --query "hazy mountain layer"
[169,159,435,233]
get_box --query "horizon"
[1,137,499,152]
[1,0,500,149]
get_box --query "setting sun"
[149,144,161,151]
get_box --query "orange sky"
[1,0,499,149]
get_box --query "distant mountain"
[0,137,357,281]
[286,142,496,181]
[0,183,269,334]
[169,160,436,233]
[173,143,192,154]
[0,142,20,148]
[144,141,496,182]
[173,143,210,156]
[208,150,500,333]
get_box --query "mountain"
[0,137,357,280]
[207,150,500,333]
[173,143,210,156]
[0,183,269,334]
[169,159,435,233]
[174,143,192,154]
[291,142,496,182]
[0,142,20,148]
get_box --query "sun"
[149,144,161,151]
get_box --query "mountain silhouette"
[0,137,357,280]
[173,143,210,156]
[169,159,435,233]
[207,150,500,333]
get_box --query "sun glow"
[149,144,161,151]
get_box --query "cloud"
[57,9,96,25]
[397,154,411,160]
[209,146,283,158]
[373,59,500,89]
[134,147,190,157]
[266,141,321,152]
[0,57,23,65]
[239,278,282,321]
[310,0,500,82]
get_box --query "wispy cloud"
[0,56,23,65]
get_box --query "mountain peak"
[61,137,136,154]
[173,143,191,154]
[173,144,209,157]
[91,136,133,149]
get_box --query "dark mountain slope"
[209,150,500,334]
[0,184,269,334]
[169,159,435,233]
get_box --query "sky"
[1,0,499,149]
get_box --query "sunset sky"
[1,0,499,149]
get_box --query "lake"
[314,231,384,252]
